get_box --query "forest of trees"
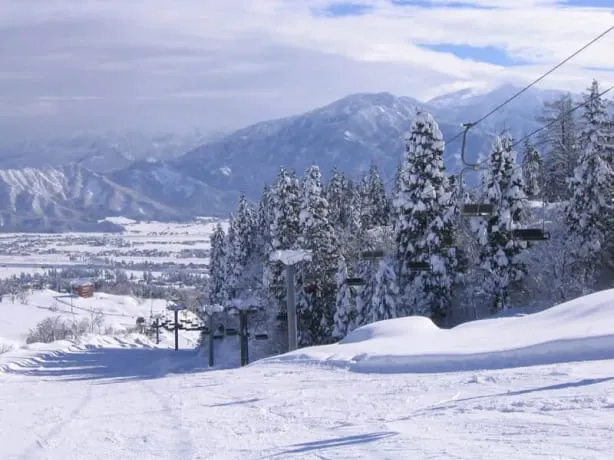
[207,79,614,347]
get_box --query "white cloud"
[0,0,612,138]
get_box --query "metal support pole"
[240,310,248,366]
[174,309,179,351]
[286,264,297,351]
[207,314,214,367]
[155,318,160,345]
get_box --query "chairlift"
[407,261,431,272]
[213,333,224,340]
[360,249,386,260]
[512,228,550,241]
[254,333,269,340]
[345,277,365,286]
[460,203,495,217]
[512,194,550,241]
[225,328,239,336]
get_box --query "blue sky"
[0,0,612,137]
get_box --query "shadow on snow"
[3,345,211,383]
[271,431,398,456]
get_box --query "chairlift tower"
[166,302,187,350]
[269,249,312,352]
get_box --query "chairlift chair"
[407,261,431,272]
[225,328,239,336]
[345,277,365,286]
[254,333,269,340]
[460,203,495,217]
[360,249,386,260]
[512,196,551,241]
[512,228,550,241]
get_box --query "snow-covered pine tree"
[537,93,579,201]
[332,256,353,340]
[478,134,529,313]
[225,193,256,302]
[265,168,301,312]
[392,111,457,322]
[565,79,614,281]
[296,165,339,345]
[326,168,358,260]
[521,137,543,198]
[326,168,352,230]
[353,259,377,328]
[223,215,236,301]
[269,168,301,251]
[370,256,400,322]
[359,163,390,230]
[208,223,227,305]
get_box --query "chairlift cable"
[510,85,614,150]
[444,25,614,146]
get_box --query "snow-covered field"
[2,288,614,458]
[0,217,227,279]
[0,289,202,351]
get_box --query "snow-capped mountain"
[124,86,558,202]
[0,129,223,173]
[134,92,487,201]
[429,83,567,137]
[0,84,577,230]
[0,164,183,232]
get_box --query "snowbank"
[260,289,614,373]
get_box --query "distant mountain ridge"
[0,130,224,173]
[0,84,570,231]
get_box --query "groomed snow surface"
[2,290,614,459]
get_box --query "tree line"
[207,79,614,347]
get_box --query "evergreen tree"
[521,137,543,198]
[477,134,529,313]
[265,168,301,314]
[565,79,614,280]
[392,111,457,321]
[208,223,227,305]
[225,194,256,301]
[370,256,400,322]
[537,93,579,201]
[326,168,353,231]
[332,256,353,340]
[296,165,339,345]
[359,163,390,229]
[354,259,377,328]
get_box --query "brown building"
[71,279,95,298]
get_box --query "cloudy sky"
[0,0,612,139]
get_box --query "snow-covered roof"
[70,278,94,287]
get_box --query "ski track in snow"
[2,341,614,459]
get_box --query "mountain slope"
[0,164,182,231]
[144,92,490,199]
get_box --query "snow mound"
[340,315,438,344]
[260,289,614,374]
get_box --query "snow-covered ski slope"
[2,290,614,459]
